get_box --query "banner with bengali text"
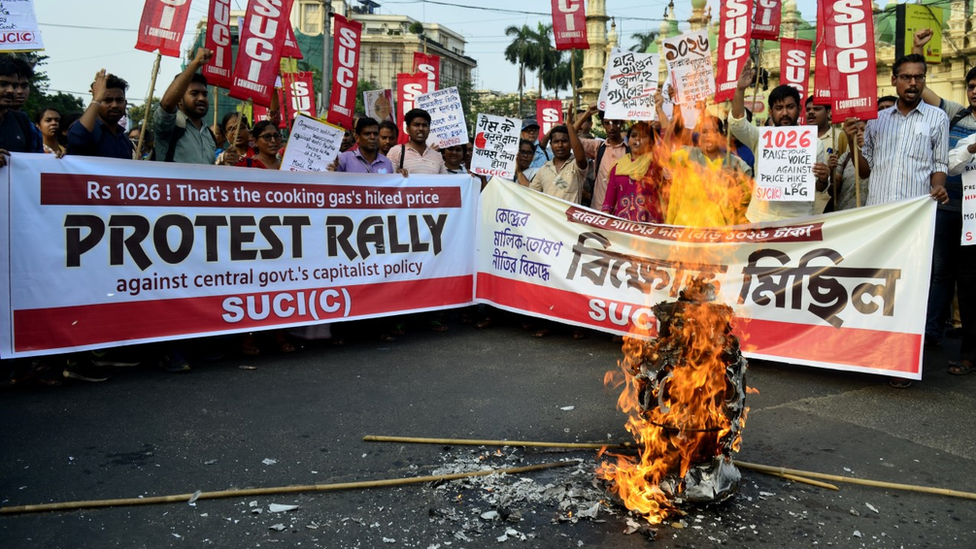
[0,155,477,357]
[475,179,936,379]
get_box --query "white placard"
[471,113,521,180]
[756,126,817,201]
[416,86,468,148]
[0,0,44,52]
[596,47,620,111]
[280,115,344,172]
[963,163,976,246]
[603,51,659,121]
[662,30,715,105]
[364,89,395,123]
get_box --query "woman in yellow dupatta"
[601,121,666,223]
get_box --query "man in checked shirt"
[844,53,949,388]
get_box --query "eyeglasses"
[258,133,282,141]
[517,150,534,156]
[896,73,926,83]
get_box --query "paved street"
[2,315,975,548]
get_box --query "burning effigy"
[598,276,749,524]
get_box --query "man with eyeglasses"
[843,53,949,389]
[66,70,133,159]
[910,29,976,366]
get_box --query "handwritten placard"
[280,115,344,172]
[662,30,715,105]
[597,47,620,111]
[0,0,44,52]
[471,114,521,180]
[963,163,976,246]
[756,126,817,201]
[604,51,659,121]
[416,86,468,148]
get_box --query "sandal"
[242,334,261,355]
[947,361,974,376]
[888,377,913,388]
[275,334,296,353]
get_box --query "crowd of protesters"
[2,26,974,388]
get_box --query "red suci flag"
[779,38,813,99]
[714,0,753,103]
[282,24,304,59]
[325,14,362,130]
[135,0,193,57]
[396,72,428,144]
[823,0,877,122]
[813,1,831,106]
[413,52,440,93]
[203,0,234,89]
[229,0,294,107]
[284,72,317,121]
[752,0,783,41]
[551,0,588,50]
[536,100,563,137]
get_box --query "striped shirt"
[861,102,948,206]
[386,143,447,174]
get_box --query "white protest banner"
[416,86,468,149]
[476,178,937,379]
[603,51,659,121]
[280,115,345,173]
[471,114,521,180]
[662,30,715,105]
[364,89,396,123]
[963,163,976,246]
[0,155,477,358]
[0,0,44,52]
[755,126,817,201]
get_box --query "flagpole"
[570,51,578,114]
[725,100,732,165]
[751,40,763,126]
[212,87,219,133]
[853,139,861,208]
[135,53,162,160]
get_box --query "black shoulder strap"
[594,142,607,175]
[949,108,971,130]
[398,144,406,170]
[164,125,187,163]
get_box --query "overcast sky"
[38,0,834,106]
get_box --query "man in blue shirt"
[0,55,43,166]
[67,69,133,159]
[335,117,396,174]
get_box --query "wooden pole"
[0,460,578,516]
[725,100,733,165]
[570,51,578,115]
[364,436,976,501]
[134,52,162,160]
[364,434,635,450]
[853,138,862,207]
[735,461,976,501]
[750,40,763,126]
[212,87,219,134]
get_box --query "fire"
[597,113,754,524]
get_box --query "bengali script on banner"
[475,179,936,379]
[0,155,478,357]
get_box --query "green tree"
[630,31,660,53]
[504,24,544,116]
[21,54,85,121]
[533,23,563,98]
[127,100,160,131]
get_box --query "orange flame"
[597,112,754,524]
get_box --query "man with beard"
[843,53,949,388]
[153,48,229,165]
[911,29,976,362]
[730,64,830,222]
[67,70,133,159]
[0,56,42,166]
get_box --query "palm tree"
[630,30,659,53]
[504,24,543,115]
[547,49,583,102]
[532,23,561,98]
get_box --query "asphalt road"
[2,315,975,548]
